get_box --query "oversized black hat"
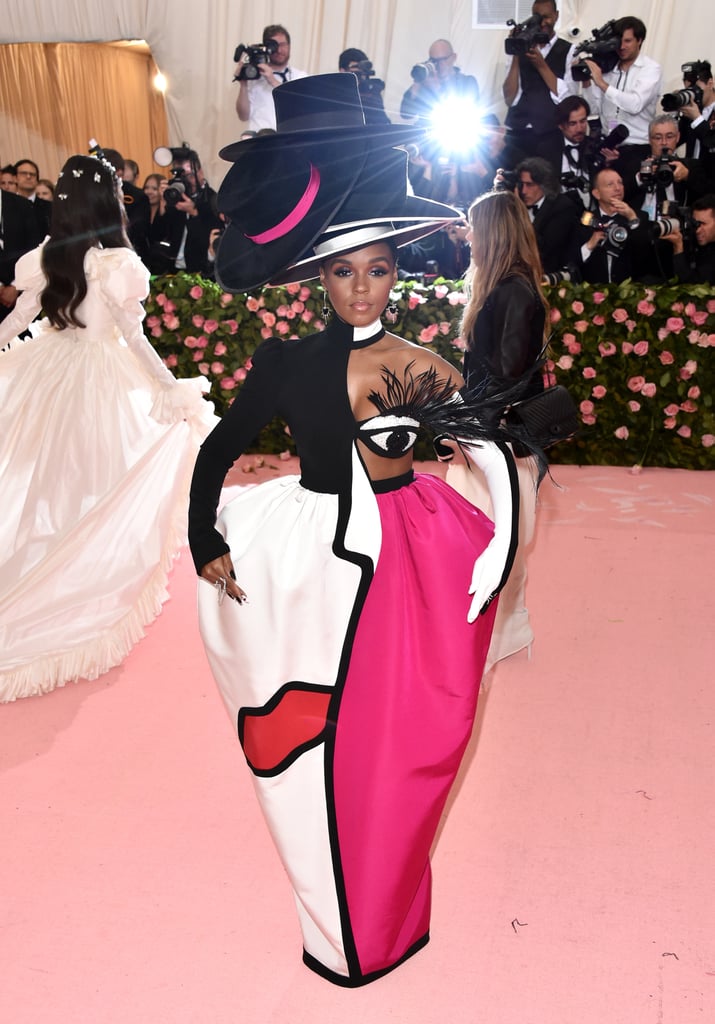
[215,74,458,292]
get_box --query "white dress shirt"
[582,53,662,146]
[244,66,308,132]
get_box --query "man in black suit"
[166,147,222,277]
[13,158,52,237]
[576,167,650,283]
[515,157,581,272]
[663,194,715,283]
[0,186,44,324]
[678,62,715,199]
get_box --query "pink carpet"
[1,461,714,1023]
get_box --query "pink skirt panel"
[332,472,497,976]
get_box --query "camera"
[504,15,550,57]
[153,144,200,206]
[648,205,694,242]
[581,210,629,251]
[661,85,703,112]
[640,152,675,188]
[494,167,519,191]
[580,119,629,173]
[571,21,621,82]
[411,60,437,83]
[233,39,278,81]
[681,61,710,86]
[542,265,582,286]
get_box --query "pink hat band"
[245,164,321,245]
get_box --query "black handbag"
[504,384,579,449]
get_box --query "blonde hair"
[460,190,548,346]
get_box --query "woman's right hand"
[200,553,247,604]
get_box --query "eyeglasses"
[430,54,454,64]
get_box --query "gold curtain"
[0,42,168,187]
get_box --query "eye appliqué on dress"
[357,414,420,458]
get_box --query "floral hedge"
[144,273,715,470]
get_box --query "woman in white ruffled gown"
[0,154,216,702]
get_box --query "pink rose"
[434,284,448,299]
[192,350,205,362]
[580,400,595,415]
[664,417,677,430]
[150,325,162,338]
[220,377,238,390]
[408,293,423,309]
[659,350,674,364]
[447,291,463,306]
[213,342,227,356]
[671,302,684,313]
[419,324,440,343]
[225,320,238,335]
[202,319,218,334]
[145,315,161,328]
[260,311,276,327]
[690,310,708,326]
[641,382,657,398]
[612,308,628,322]
[614,426,629,439]
[189,285,203,299]
[574,320,589,333]
[582,367,597,379]
[246,296,260,313]
[679,359,698,380]
[665,317,685,333]
[664,404,680,417]
[622,342,633,354]
[233,367,247,382]
[210,361,224,374]
[299,286,311,301]
[192,314,205,328]
[657,327,670,341]
[301,310,314,323]
[260,326,273,339]
[633,340,649,356]
[592,292,605,304]
[276,304,290,317]
[680,400,698,413]
[688,386,701,399]
[571,301,584,315]
[274,320,290,335]
[244,357,253,370]
[285,283,301,295]
[164,353,178,368]
[592,385,607,399]
[626,320,636,333]
[591,315,605,326]
[284,310,296,319]
[291,300,305,314]
[155,292,167,307]
[637,300,655,316]
[598,341,617,356]
[628,400,641,412]
[198,362,209,374]
[162,314,180,330]
[677,425,692,438]
[701,434,715,447]
[163,300,176,314]
[183,334,199,349]
[550,307,562,322]
[556,354,573,370]
[582,413,597,425]
[439,321,451,335]
[220,292,233,307]
[627,376,645,392]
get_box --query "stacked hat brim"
[215,74,460,293]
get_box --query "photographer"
[676,62,715,199]
[577,167,650,283]
[400,38,479,125]
[514,157,581,272]
[663,194,715,283]
[630,115,698,214]
[572,17,662,184]
[235,24,307,132]
[502,0,578,156]
[339,48,389,125]
[165,147,222,276]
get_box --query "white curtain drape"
[1,1,712,190]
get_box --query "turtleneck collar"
[329,315,385,349]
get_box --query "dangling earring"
[321,291,331,324]
[384,300,399,325]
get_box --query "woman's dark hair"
[41,154,129,329]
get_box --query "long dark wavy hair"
[41,154,130,329]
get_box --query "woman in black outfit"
[448,189,549,669]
